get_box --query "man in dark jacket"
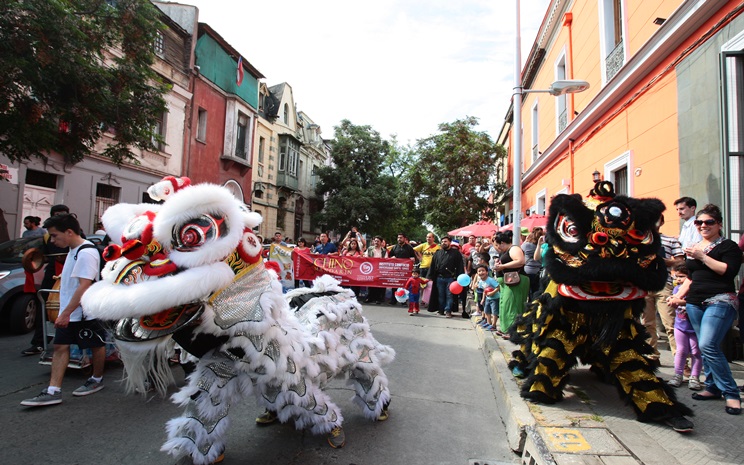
[428,236,465,317]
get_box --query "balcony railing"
[558,109,567,133]
[606,40,624,81]
[276,171,299,191]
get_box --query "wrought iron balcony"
[558,109,567,132]
[606,40,624,81]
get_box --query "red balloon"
[449,281,464,294]
[395,289,406,297]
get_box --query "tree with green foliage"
[0,0,169,165]
[314,120,406,240]
[409,116,506,234]
[382,136,428,240]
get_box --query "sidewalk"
[474,316,744,465]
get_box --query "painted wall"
[625,1,681,56]
[187,78,227,185]
[0,153,161,237]
[677,13,744,210]
[195,34,259,109]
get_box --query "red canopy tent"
[499,214,548,232]
[448,221,499,237]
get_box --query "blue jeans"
[437,277,455,314]
[484,298,499,316]
[686,301,740,400]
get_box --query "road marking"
[542,427,591,452]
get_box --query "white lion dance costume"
[81,177,395,465]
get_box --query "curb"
[473,318,640,465]
[474,321,536,454]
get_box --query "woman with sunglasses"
[668,204,742,415]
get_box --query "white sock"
[47,386,61,395]
[91,376,103,383]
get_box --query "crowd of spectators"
[18,193,743,421]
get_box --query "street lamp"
[511,0,589,245]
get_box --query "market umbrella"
[500,214,549,232]
[448,221,499,237]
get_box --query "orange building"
[500,0,744,240]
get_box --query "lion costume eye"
[173,215,226,252]
[556,215,582,243]
[626,228,654,245]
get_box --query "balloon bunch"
[449,274,471,294]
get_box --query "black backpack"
[73,242,106,277]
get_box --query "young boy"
[475,264,500,332]
[21,213,105,407]
[404,268,429,315]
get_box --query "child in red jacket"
[404,268,429,315]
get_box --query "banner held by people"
[295,253,413,288]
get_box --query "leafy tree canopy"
[0,0,169,165]
[409,116,506,234]
[313,120,407,241]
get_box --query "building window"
[95,183,120,226]
[152,111,166,151]
[311,164,318,188]
[235,113,249,159]
[531,101,539,162]
[154,31,164,57]
[258,136,265,163]
[600,0,625,82]
[278,137,300,176]
[722,50,744,237]
[605,151,631,196]
[196,108,207,142]
[535,189,547,216]
[279,140,287,171]
[283,104,289,125]
[25,169,57,188]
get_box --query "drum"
[46,279,61,323]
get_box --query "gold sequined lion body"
[507,182,693,431]
[81,177,394,465]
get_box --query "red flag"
[236,56,244,86]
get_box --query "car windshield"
[0,237,45,264]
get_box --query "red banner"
[294,254,413,288]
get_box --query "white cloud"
[179,0,551,145]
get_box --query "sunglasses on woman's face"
[693,219,718,226]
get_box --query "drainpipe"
[569,138,575,194]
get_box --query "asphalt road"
[1,303,519,465]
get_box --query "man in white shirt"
[21,213,105,407]
[674,196,702,249]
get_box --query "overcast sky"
[178,0,551,145]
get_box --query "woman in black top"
[669,204,742,415]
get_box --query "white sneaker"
[688,377,702,391]
[667,373,683,387]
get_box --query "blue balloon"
[457,273,471,287]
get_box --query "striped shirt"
[661,234,683,285]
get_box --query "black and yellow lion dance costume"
[508,182,694,431]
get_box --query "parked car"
[0,236,46,334]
